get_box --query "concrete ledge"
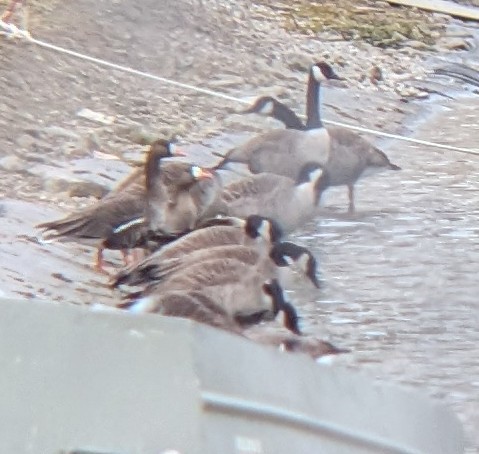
[0,298,464,454]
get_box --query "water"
[290,96,479,451]
[1,95,478,451]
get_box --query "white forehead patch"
[191,165,202,178]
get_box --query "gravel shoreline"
[1,0,477,207]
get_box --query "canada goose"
[243,62,401,212]
[36,139,183,272]
[112,215,283,288]
[217,162,324,233]
[122,259,301,334]
[113,241,320,291]
[241,96,306,130]
[215,64,334,179]
[244,328,350,360]
[120,289,242,332]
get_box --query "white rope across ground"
[1,19,479,157]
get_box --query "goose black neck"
[274,103,305,130]
[306,72,322,129]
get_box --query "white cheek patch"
[257,220,270,240]
[297,253,310,272]
[310,168,323,183]
[312,65,324,82]
[284,255,295,267]
[260,101,274,115]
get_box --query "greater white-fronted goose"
[243,62,401,213]
[215,63,334,178]
[217,162,324,233]
[144,159,215,235]
[112,215,283,288]
[36,139,182,272]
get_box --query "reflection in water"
[289,96,479,451]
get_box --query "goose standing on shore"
[36,139,184,272]
[215,162,324,233]
[242,62,401,213]
[215,63,337,178]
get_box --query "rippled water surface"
[290,96,479,452]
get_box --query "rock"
[15,134,37,149]
[208,75,244,88]
[115,122,156,144]
[0,155,25,172]
[41,126,80,140]
[76,108,115,125]
[68,181,109,199]
[79,132,102,153]
[405,40,430,50]
[435,37,471,51]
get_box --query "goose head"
[263,279,301,334]
[307,61,342,129]
[160,162,214,188]
[269,242,321,288]
[245,215,283,243]
[242,96,277,115]
[149,138,186,157]
[311,61,343,82]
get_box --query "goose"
[215,63,335,179]
[122,259,302,334]
[216,162,324,233]
[112,241,320,290]
[144,158,216,236]
[112,214,283,288]
[243,62,401,213]
[244,328,350,360]
[36,139,183,272]
[241,96,306,130]
[103,159,217,259]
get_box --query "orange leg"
[94,246,110,275]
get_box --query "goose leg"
[120,249,131,266]
[347,184,355,213]
[94,246,109,274]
